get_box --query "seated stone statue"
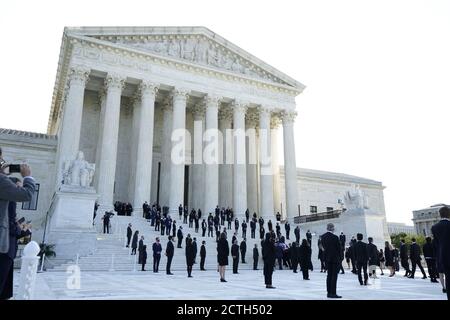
[343,184,369,211]
[62,151,95,188]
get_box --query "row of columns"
[58,65,299,220]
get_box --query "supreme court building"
[0,27,389,245]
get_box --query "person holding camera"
[0,147,36,300]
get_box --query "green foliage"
[39,243,56,259]
[390,233,427,250]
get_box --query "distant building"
[412,204,448,236]
[387,222,415,236]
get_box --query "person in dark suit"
[299,239,312,280]
[306,230,312,247]
[423,236,438,283]
[285,222,290,240]
[139,245,147,271]
[131,231,139,255]
[165,236,174,275]
[354,233,369,285]
[0,184,32,300]
[200,240,206,270]
[245,209,250,223]
[138,236,144,257]
[172,220,177,238]
[267,220,273,232]
[102,211,112,234]
[294,226,300,243]
[201,219,207,237]
[152,237,162,273]
[384,242,395,277]
[367,237,379,279]
[192,237,198,264]
[432,206,450,298]
[262,232,276,288]
[339,232,346,249]
[253,244,259,270]
[250,220,256,239]
[290,241,299,273]
[321,223,342,298]
[240,238,247,263]
[217,232,229,282]
[259,226,265,240]
[400,239,411,277]
[241,221,247,239]
[177,226,183,248]
[126,223,132,247]
[231,239,240,274]
[178,204,183,220]
[185,237,195,277]
[409,238,427,279]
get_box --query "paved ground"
[21,267,447,300]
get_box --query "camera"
[8,164,21,173]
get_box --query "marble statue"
[62,151,95,188]
[343,184,369,211]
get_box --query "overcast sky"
[1,0,449,225]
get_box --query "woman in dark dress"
[217,232,230,282]
[186,237,195,277]
[378,249,385,275]
[140,245,147,271]
[384,241,395,277]
[299,239,312,280]
[131,231,139,255]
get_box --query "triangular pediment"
[65,27,305,90]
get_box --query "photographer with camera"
[0,147,36,299]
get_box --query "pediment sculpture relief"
[107,36,286,85]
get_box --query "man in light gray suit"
[0,147,36,298]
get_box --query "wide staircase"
[48,215,304,272]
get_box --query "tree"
[390,233,426,251]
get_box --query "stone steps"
[46,216,279,272]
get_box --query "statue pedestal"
[47,187,99,259]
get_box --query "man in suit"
[165,236,174,275]
[423,236,438,283]
[262,233,276,288]
[294,226,300,243]
[306,230,312,246]
[321,223,343,298]
[201,219,207,237]
[250,220,256,239]
[240,238,247,263]
[241,221,247,239]
[253,244,259,270]
[400,239,411,277]
[152,237,162,273]
[409,238,427,279]
[354,233,369,285]
[231,239,240,274]
[126,223,132,247]
[367,237,379,279]
[431,206,450,299]
[0,172,34,300]
[200,240,206,271]
[285,222,290,240]
[192,237,198,264]
[178,204,183,220]
[339,232,346,248]
[177,226,183,248]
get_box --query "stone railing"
[16,241,40,300]
[294,209,345,224]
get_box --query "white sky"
[1,0,449,225]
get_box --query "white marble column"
[97,74,125,210]
[203,95,220,214]
[132,81,159,213]
[246,112,258,216]
[259,107,274,220]
[94,89,106,189]
[218,107,233,209]
[191,103,205,211]
[159,98,173,207]
[57,65,90,185]
[282,111,299,222]
[169,89,189,213]
[232,101,248,220]
[127,93,141,203]
[271,117,282,216]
